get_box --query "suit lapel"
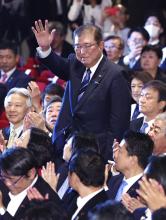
[74,57,107,112]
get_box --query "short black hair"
[142,80,166,103]
[42,83,64,102]
[131,71,153,84]
[27,127,54,167]
[141,45,163,59]
[146,155,166,194]
[128,27,150,42]
[123,130,154,169]
[69,150,105,187]
[71,132,100,155]
[88,200,134,220]
[23,199,67,220]
[104,35,124,50]
[0,147,37,176]
[0,40,18,55]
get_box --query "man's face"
[5,93,30,127]
[74,32,104,68]
[148,119,166,154]
[115,140,132,173]
[128,32,147,51]
[0,49,19,73]
[0,170,33,195]
[104,39,123,62]
[45,101,62,130]
[141,51,160,73]
[139,88,163,117]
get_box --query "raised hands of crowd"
[23,111,46,132]
[27,187,49,201]
[136,176,166,212]
[41,161,59,192]
[27,81,42,114]
[0,130,7,153]
[122,193,146,213]
[32,20,55,51]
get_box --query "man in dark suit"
[32,20,131,161]
[130,80,166,134]
[107,130,154,201]
[0,147,63,219]
[123,27,149,70]
[67,150,108,220]
[0,40,32,92]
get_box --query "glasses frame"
[73,42,97,51]
[0,174,25,186]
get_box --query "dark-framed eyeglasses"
[73,42,97,51]
[0,174,24,186]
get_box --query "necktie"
[78,69,91,100]
[1,72,7,83]
[140,122,148,133]
[115,180,128,201]
[132,104,140,120]
[7,128,16,148]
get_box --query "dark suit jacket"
[0,83,7,111]
[107,174,141,200]
[130,117,144,132]
[39,52,131,160]
[0,69,32,91]
[67,190,108,220]
[0,175,63,220]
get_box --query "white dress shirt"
[71,188,103,220]
[6,175,38,216]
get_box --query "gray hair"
[155,112,166,136]
[4,87,32,108]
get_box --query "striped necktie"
[78,69,91,100]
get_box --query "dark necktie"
[140,122,148,133]
[78,69,91,100]
[132,104,140,120]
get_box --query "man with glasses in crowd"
[0,147,63,219]
[32,20,131,161]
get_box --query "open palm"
[32,20,55,50]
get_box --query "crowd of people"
[0,0,165,219]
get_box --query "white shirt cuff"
[36,47,52,58]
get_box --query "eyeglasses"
[105,45,121,50]
[0,174,24,186]
[73,42,97,51]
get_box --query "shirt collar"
[89,54,103,76]
[1,67,16,79]
[124,173,143,185]
[76,188,103,208]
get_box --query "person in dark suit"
[0,147,63,219]
[107,130,154,201]
[67,150,108,220]
[0,40,32,91]
[130,80,166,134]
[32,20,131,161]
[123,27,149,70]
[140,45,166,83]
[0,83,7,113]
